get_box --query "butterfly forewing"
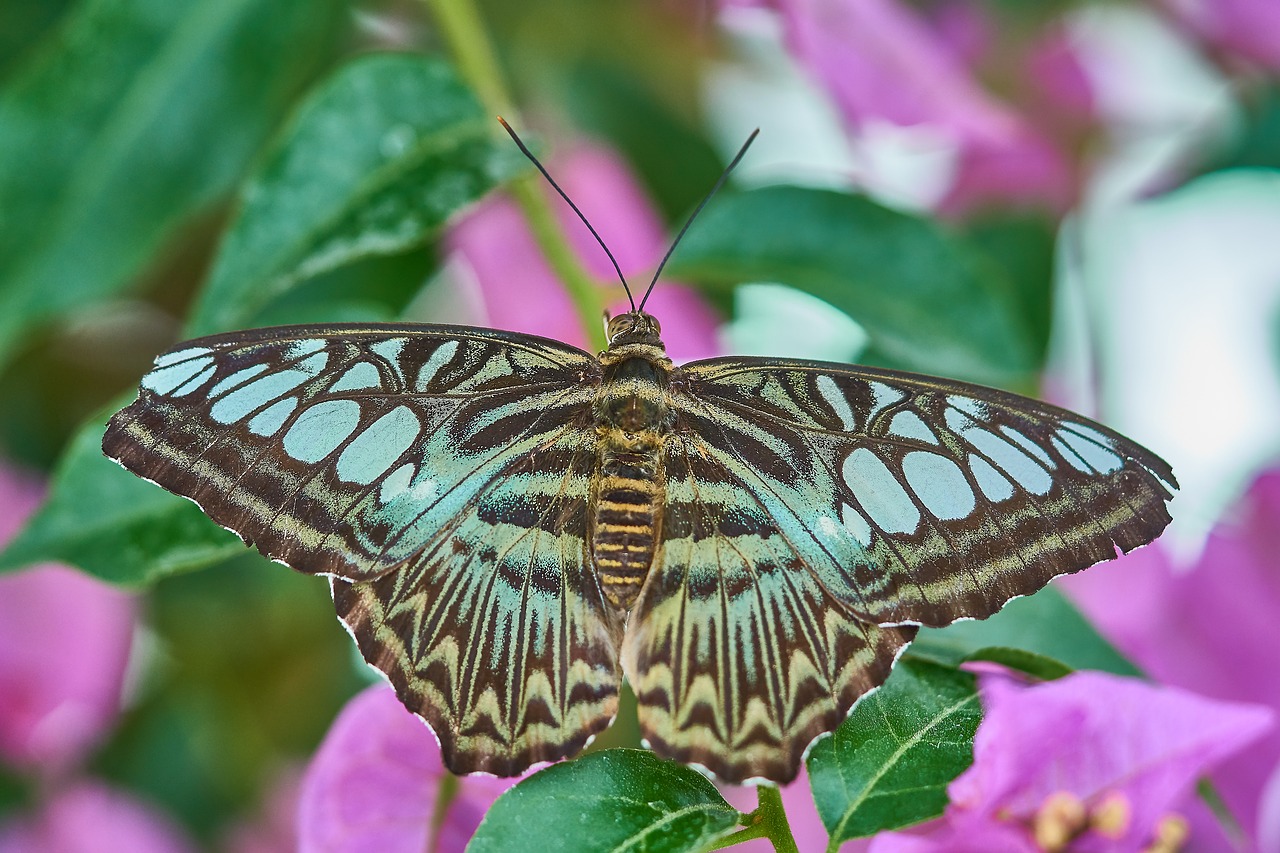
[104,324,600,581]
[679,357,1176,627]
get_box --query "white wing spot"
[888,410,939,444]
[283,399,362,463]
[154,346,212,368]
[416,340,459,391]
[248,397,298,437]
[842,448,920,535]
[1000,425,1054,468]
[209,364,269,398]
[336,406,422,485]
[142,356,215,396]
[330,361,381,393]
[1056,424,1124,474]
[816,375,857,430]
[969,454,1015,502]
[840,503,873,547]
[903,451,976,521]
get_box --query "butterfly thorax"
[591,315,675,610]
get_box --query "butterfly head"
[606,312,663,348]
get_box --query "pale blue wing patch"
[336,405,422,485]
[209,352,330,425]
[901,451,976,521]
[283,399,362,463]
[1055,423,1124,475]
[842,447,921,534]
[816,374,856,429]
[968,453,1015,502]
[945,404,1052,495]
[329,361,382,393]
[208,363,269,398]
[887,410,939,444]
[415,340,459,390]
[142,355,216,396]
[248,397,299,437]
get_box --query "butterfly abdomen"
[593,448,662,609]
[591,344,674,610]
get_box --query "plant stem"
[421,0,607,348]
[705,786,800,853]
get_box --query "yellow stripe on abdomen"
[592,452,661,610]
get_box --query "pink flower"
[297,685,522,853]
[0,465,135,774]
[0,781,194,853]
[1161,0,1280,71]
[223,765,303,853]
[445,143,720,363]
[724,0,1074,213]
[1065,469,1280,848]
[870,671,1272,852]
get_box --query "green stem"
[422,0,607,348]
[426,773,459,853]
[705,786,800,853]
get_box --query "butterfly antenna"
[638,128,759,313]
[498,117,636,312]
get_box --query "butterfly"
[102,128,1176,785]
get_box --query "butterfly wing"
[623,434,915,784]
[104,323,600,581]
[333,428,623,776]
[675,356,1177,628]
[106,323,621,775]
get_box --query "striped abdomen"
[592,448,662,610]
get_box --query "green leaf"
[960,212,1057,368]
[467,750,740,853]
[807,658,981,847]
[0,0,347,371]
[0,54,529,585]
[0,407,242,585]
[961,646,1074,681]
[1201,84,1280,174]
[665,186,1035,385]
[913,586,1141,677]
[186,52,525,336]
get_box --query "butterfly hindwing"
[104,323,599,581]
[623,435,916,785]
[333,430,623,775]
[679,357,1177,627]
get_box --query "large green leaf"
[665,186,1035,385]
[806,658,981,848]
[186,51,525,335]
[0,0,347,371]
[913,586,1141,676]
[467,750,740,853]
[0,55,523,586]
